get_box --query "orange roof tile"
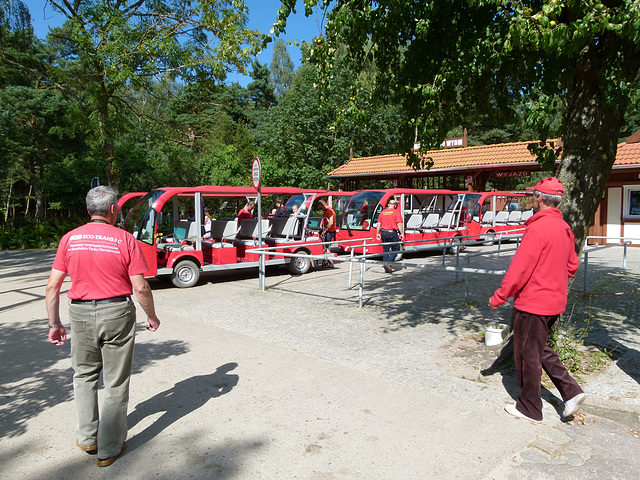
[329,134,640,178]
[615,137,640,166]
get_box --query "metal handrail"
[581,240,632,291]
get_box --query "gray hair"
[86,186,117,216]
[536,190,562,208]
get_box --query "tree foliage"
[277,0,640,251]
[36,0,264,190]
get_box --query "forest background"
[1,0,639,249]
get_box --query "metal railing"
[250,232,524,307]
[581,237,635,292]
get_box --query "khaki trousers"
[69,299,136,458]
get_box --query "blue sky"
[25,0,329,86]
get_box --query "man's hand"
[146,317,160,332]
[48,325,67,346]
[488,299,498,310]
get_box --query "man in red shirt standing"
[489,177,584,423]
[46,186,161,467]
[318,199,336,267]
[376,198,404,273]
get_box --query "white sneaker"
[563,393,586,417]
[504,403,542,423]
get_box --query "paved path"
[1,245,639,479]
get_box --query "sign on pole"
[252,157,261,190]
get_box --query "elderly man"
[46,186,161,467]
[489,177,584,423]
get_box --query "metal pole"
[455,247,460,282]
[623,243,628,274]
[465,255,470,304]
[258,186,264,292]
[348,248,355,288]
[583,251,589,292]
[359,241,366,308]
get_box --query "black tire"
[288,249,311,275]
[171,259,200,288]
[482,231,496,246]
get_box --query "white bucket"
[485,326,504,346]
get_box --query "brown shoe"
[97,443,126,467]
[76,439,97,454]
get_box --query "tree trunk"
[34,185,44,223]
[557,35,639,255]
[25,184,32,219]
[4,177,13,223]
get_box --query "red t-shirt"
[322,207,337,232]
[52,222,148,300]
[238,208,253,224]
[378,207,402,230]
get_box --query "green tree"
[247,60,276,110]
[270,38,295,98]
[35,0,264,192]
[277,1,640,251]
[258,51,402,188]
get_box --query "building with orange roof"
[328,131,640,245]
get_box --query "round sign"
[252,157,261,189]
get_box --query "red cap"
[526,177,564,196]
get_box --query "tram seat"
[173,220,199,241]
[521,210,533,222]
[267,217,300,242]
[210,220,238,243]
[206,220,238,247]
[234,219,270,246]
[481,211,494,225]
[421,213,440,230]
[435,212,455,230]
[494,211,509,224]
[507,211,522,224]
[405,214,424,233]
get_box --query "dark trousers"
[380,230,401,263]
[513,309,583,420]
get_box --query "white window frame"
[623,185,640,219]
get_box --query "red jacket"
[490,208,579,315]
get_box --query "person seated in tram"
[271,197,289,218]
[237,201,255,225]
[203,208,213,237]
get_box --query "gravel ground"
[1,242,639,479]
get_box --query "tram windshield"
[340,191,385,230]
[122,190,165,245]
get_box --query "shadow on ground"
[127,363,239,451]
[0,319,189,439]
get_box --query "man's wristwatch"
[49,323,63,328]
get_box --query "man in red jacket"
[489,177,585,423]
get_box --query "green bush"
[0,218,84,250]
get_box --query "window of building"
[623,186,640,219]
